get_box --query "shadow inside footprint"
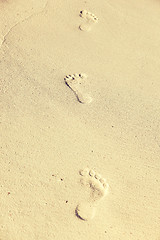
[75,202,96,221]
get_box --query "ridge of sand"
[0,0,48,48]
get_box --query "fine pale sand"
[0,0,160,239]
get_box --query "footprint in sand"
[64,73,92,104]
[79,10,99,32]
[75,168,109,221]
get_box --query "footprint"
[64,73,92,104]
[75,168,109,221]
[79,10,99,32]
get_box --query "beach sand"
[0,0,160,239]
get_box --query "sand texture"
[0,0,160,239]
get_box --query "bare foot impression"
[79,10,99,32]
[75,168,109,221]
[64,73,92,104]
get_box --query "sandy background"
[0,0,160,239]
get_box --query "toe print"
[79,168,89,176]
[99,178,106,184]
[64,73,92,104]
[75,169,109,221]
[89,169,95,177]
[80,10,99,22]
[79,10,99,32]
[95,173,101,180]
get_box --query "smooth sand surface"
[0,0,160,239]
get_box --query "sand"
[0,0,160,239]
